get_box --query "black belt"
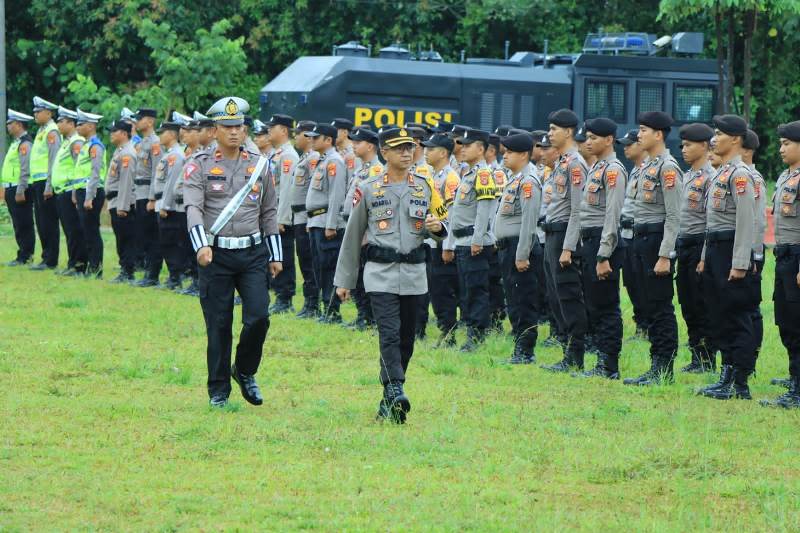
[134,178,151,186]
[705,230,736,243]
[106,191,118,200]
[154,192,163,200]
[452,226,475,238]
[580,227,603,239]
[542,221,568,233]
[676,233,704,247]
[495,237,518,250]
[775,244,800,259]
[307,207,328,217]
[620,217,634,229]
[365,245,426,264]
[634,223,663,236]
[291,204,306,213]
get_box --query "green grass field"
[1,223,799,531]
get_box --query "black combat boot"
[632,356,675,386]
[296,302,319,319]
[435,330,457,349]
[770,376,792,389]
[695,365,734,395]
[503,343,535,365]
[109,271,134,284]
[459,328,483,353]
[580,353,620,380]
[623,357,658,385]
[760,376,800,409]
[699,366,751,400]
[381,381,411,424]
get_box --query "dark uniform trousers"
[774,245,800,378]
[676,234,714,360]
[580,231,623,367]
[632,227,678,362]
[543,227,587,358]
[352,245,374,321]
[415,244,432,335]
[702,233,757,373]
[370,291,417,385]
[293,223,319,307]
[497,237,539,351]
[31,180,60,267]
[158,211,189,281]
[4,186,35,262]
[531,241,548,323]
[198,243,270,398]
[136,198,162,278]
[271,225,296,303]
[109,206,137,275]
[430,248,460,334]
[487,246,506,327]
[751,259,764,362]
[74,188,105,273]
[621,236,649,331]
[55,191,87,271]
[455,245,491,333]
[309,227,343,314]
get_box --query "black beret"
[436,120,453,132]
[421,133,454,152]
[456,128,490,145]
[488,133,501,149]
[134,108,157,119]
[108,120,132,134]
[638,111,674,131]
[501,133,534,153]
[348,126,379,145]
[243,116,254,128]
[548,108,579,128]
[574,124,587,142]
[777,121,800,142]
[306,123,338,139]
[712,114,747,137]
[450,124,468,136]
[508,128,530,136]
[156,121,180,133]
[585,117,617,138]
[679,123,714,142]
[379,127,415,148]
[743,129,760,150]
[535,134,552,148]
[530,129,546,139]
[616,129,639,146]
[267,114,295,128]
[406,126,428,140]
[494,125,514,137]
[331,118,354,130]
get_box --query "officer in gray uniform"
[443,128,497,352]
[268,114,300,314]
[334,127,447,424]
[624,111,681,386]
[493,133,542,364]
[695,115,756,400]
[676,123,717,373]
[153,120,186,290]
[184,96,282,408]
[105,120,138,283]
[74,109,107,278]
[540,109,588,372]
[3,110,35,266]
[133,108,163,285]
[762,120,800,408]
[577,118,627,379]
[743,129,766,367]
[305,123,348,323]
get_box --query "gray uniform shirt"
[493,168,542,261]
[749,165,767,260]
[333,172,445,295]
[772,167,800,247]
[633,148,681,258]
[580,153,627,259]
[287,149,320,226]
[443,161,496,250]
[154,144,185,212]
[703,155,755,270]
[273,141,300,226]
[620,162,643,240]
[679,161,715,237]
[106,142,137,210]
[41,122,61,194]
[137,133,162,201]
[84,140,106,201]
[184,147,278,239]
[305,146,347,230]
[343,155,383,220]
[545,147,587,252]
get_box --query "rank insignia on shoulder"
[607,170,618,188]
[735,175,747,194]
[327,162,337,177]
[663,170,676,189]
[571,167,582,185]
[522,182,533,199]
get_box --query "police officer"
[624,111,681,386]
[305,122,348,323]
[342,126,384,330]
[443,127,497,352]
[252,120,271,155]
[29,96,61,270]
[133,108,163,285]
[540,109,588,372]
[268,114,300,314]
[743,129,766,367]
[195,112,217,153]
[105,120,138,283]
[696,115,757,400]
[184,96,282,408]
[675,123,716,373]
[174,113,202,296]
[51,106,87,276]
[74,109,107,278]
[332,118,358,182]
[422,133,461,346]
[761,120,800,408]
[494,133,542,364]
[334,127,447,423]
[487,132,508,334]
[578,118,627,379]
[152,120,186,290]
[2,110,35,266]
[120,107,141,146]
[288,121,321,318]
[575,124,595,167]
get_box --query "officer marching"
[2,110,35,266]
[334,127,447,423]
[74,109,107,278]
[184,97,283,408]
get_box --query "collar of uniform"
[562,146,578,159]
[89,134,101,144]
[281,141,293,152]
[121,141,134,151]
[727,154,743,166]
[325,146,338,157]
[15,130,29,141]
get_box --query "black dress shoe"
[383,381,411,424]
[320,310,343,325]
[579,360,620,380]
[760,377,800,408]
[209,395,229,408]
[346,317,370,331]
[231,364,263,406]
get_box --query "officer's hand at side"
[83,199,93,210]
[559,250,572,268]
[696,260,705,274]
[71,195,77,206]
[159,209,168,218]
[44,190,53,200]
[197,246,213,267]
[728,268,746,281]
[325,228,337,240]
[117,209,128,218]
[424,214,442,233]
[269,262,282,278]
[336,287,350,302]
[146,200,155,212]
[796,271,800,289]
[15,193,26,204]
[442,250,454,264]
[515,259,529,272]
[596,260,612,280]
[654,256,671,276]
[279,224,285,234]
[471,244,482,256]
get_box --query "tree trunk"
[726,9,735,114]
[715,2,725,114]
[742,8,757,122]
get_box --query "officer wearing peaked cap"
[106,120,138,283]
[334,127,448,423]
[74,109,107,278]
[332,118,360,182]
[29,96,62,270]
[194,111,217,153]
[153,120,187,290]
[183,96,282,408]
[3,110,36,266]
[133,107,164,287]
[120,107,142,146]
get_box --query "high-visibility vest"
[1,138,22,185]
[51,133,85,194]
[30,120,58,182]
[73,136,107,190]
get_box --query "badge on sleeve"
[571,166,583,185]
[663,169,676,189]
[735,175,747,195]
[20,144,28,156]
[152,144,161,156]
[183,162,198,181]
[47,131,58,145]
[522,182,533,199]
[346,156,355,170]
[607,169,618,188]
[353,187,363,206]
[310,159,319,170]
[327,162,337,177]
[121,155,131,168]
[89,146,98,158]
[167,154,177,166]
[282,159,291,174]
